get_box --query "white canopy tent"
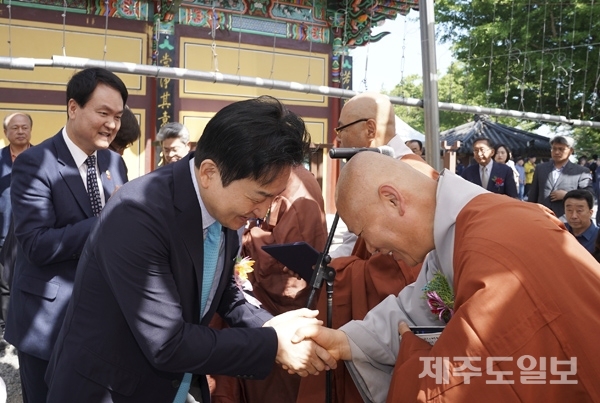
[395,115,425,143]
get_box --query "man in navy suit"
[528,135,593,219]
[5,68,129,403]
[45,96,335,402]
[461,137,518,198]
[0,112,32,330]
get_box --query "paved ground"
[0,336,21,403]
[0,215,347,403]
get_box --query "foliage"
[435,0,600,123]
[573,126,600,158]
[388,62,521,132]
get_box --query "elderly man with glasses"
[333,93,411,153]
[460,137,518,198]
[528,135,593,220]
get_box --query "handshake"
[263,308,352,377]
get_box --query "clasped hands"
[265,310,415,377]
[263,308,351,377]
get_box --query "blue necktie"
[173,221,222,403]
[201,221,222,314]
[86,155,102,216]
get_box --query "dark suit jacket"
[0,146,13,247]
[527,160,593,217]
[4,130,128,360]
[461,162,518,198]
[46,155,277,402]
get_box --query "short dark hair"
[408,139,423,150]
[66,68,128,113]
[550,135,574,148]
[472,137,494,149]
[194,96,310,187]
[563,189,594,209]
[110,107,140,152]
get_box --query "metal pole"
[419,0,441,170]
[1,55,600,128]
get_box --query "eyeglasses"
[334,118,370,134]
[473,147,492,155]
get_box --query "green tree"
[389,73,426,132]
[389,62,503,132]
[435,0,600,122]
[573,126,600,158]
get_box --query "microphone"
[328,145,395,159]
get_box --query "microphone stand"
[306,212,339,403]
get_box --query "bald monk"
[297,93,437,403]
[329,91,416,259]
[294,152,600,402]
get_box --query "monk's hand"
[292,324,351,363]
[398,321,411,336]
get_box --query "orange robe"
[211,166,328,403]
[387,195,600,402]
[297,154,438,403]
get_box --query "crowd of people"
[0,68,599,403]
[455,133,599,262]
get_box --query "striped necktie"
[173,221,222,403]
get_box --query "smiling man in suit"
[4,67,129,403]
[528,135,593,220]
[461,137,518,198]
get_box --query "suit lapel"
[54,133,94,217]
[553,161,572,190]
[488,164,501,192]
[173,156,241,324]
[543,162,556,191]
[173,156,205,323]
[468,165,482,186]
[97,150,114,200]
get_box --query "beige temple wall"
[179,35,331,204]
[179,36,330,140]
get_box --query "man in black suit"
[46,96,335,402]
[461,137,518,198]
[5,68,129,403]
[528,135,593,219]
